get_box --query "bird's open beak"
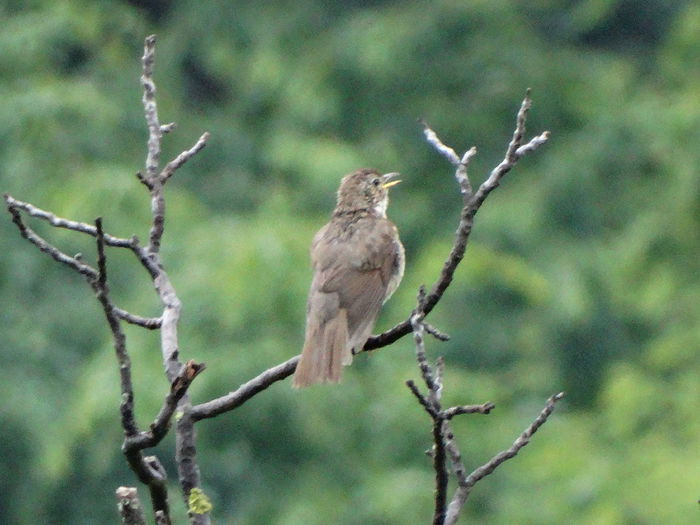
[381,172,401,189]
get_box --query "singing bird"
[293,168,404,388]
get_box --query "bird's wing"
[313,218,401,337]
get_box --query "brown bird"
[293,168,405,388]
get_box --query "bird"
[293,168,405,388]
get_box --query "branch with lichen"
[5,34,210,525]
[5,31,555,525]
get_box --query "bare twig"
[4,194,161,280]
[160,132,210,183]
[425,323,450,342]
[5,198,98,279]
[141,34,161,183]
[4,195,133,246]
[444,392,565,525]
[138,34,211,525]
[408,310,451,525]
[93,218,173,522]
[114,309,163,330]
[442,403,495,419]
[191,356,299,421]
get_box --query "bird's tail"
[293,308,351,388]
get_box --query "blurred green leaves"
[2,0,700,524]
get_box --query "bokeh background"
[2,1,700,523]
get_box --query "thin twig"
[114,309,163,330]
[93,218,139,437]
[4,193,161,280]
[4,194,134,246]
[442,402,495,419]
[5,200,98,279]
[425,323,450,342]
[444,392,565,525]
[405,379,439,419]
[160,132,210,183]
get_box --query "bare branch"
[444,392,565,525]
[444,425,468,486]
[423,322,450,342]
[432,417,449,525]
[443,402,495,419]
[411,309,438,394]
[421,122,461,165]
[405,379,439,419]
[422,122,477,198]
[4,194,134,247]
[93,218,139,437]
[4,194,161,281]
[5,197,98,279]
[141,34,161,182]
[137,34,210,523]
[191,356,299,421]
[160,132,210,183]
[114,308,163,330]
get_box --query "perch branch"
[192,91,549,418]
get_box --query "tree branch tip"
[185,359,206,380]
[425,323,450,342]
[461,146,478,162]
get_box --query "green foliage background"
[2,1,699,523]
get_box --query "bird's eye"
[372,178,380,186]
